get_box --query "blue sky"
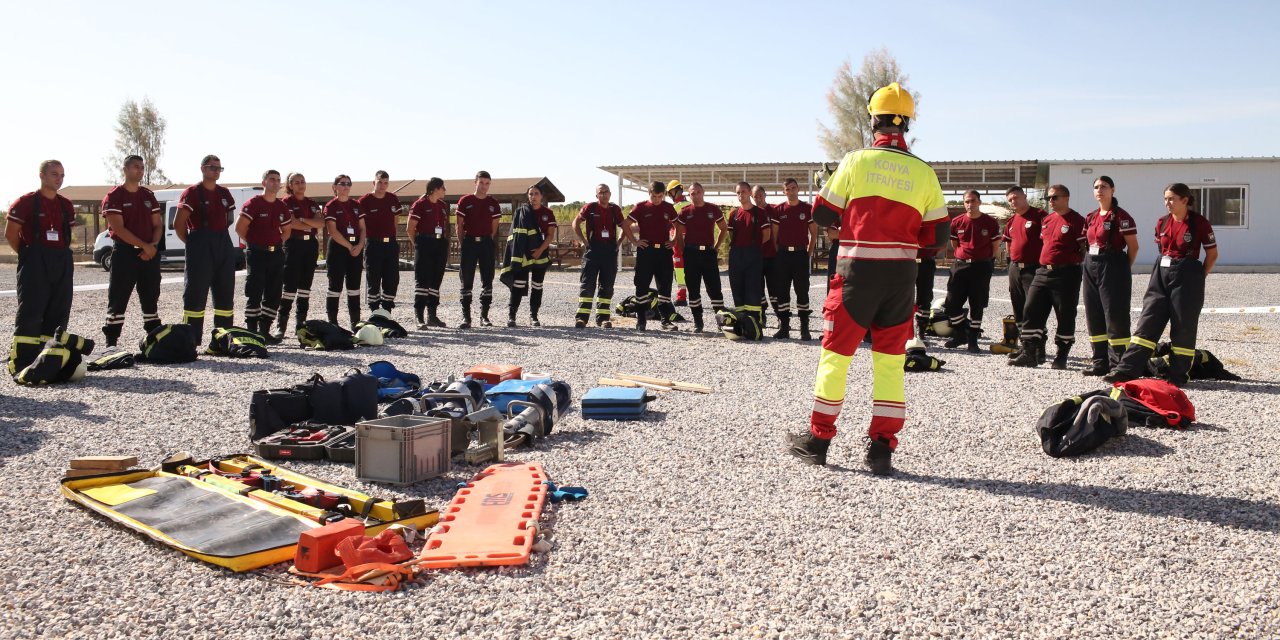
[2,0,1277,208]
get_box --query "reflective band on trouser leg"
[1109,337,1130,347]
[1131,336,1157,350]
[811,285,865,439]
[811,349,853,439]
[577,297,594,317]
[595,298,612,318]
[1170,345,1196,357]
[1090,334,1108,343]
[869,319,911,448]
[213,308,234,329]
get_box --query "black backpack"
[1038,389,1129,457]
[206,327,269,358]
[357,314,409,339]
[137,324,198,364]
[296,370,379,425]
[13,338,83,385]
[298,320,357,350]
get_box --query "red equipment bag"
[1112,378,1195,429]
[334,529,413,569]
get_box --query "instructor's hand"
[140,243,157,261]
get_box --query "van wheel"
[101,249,113,272]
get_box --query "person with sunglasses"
[358,170,403,318]
[1010,184,1086,369]
[500,184,556,327]
[941,189,1001,352]
[455,170,502,328]
[174,154,237,345]
[1000,186,1048,358]
[323,175,366,329]
[407,177,451,329]
[275,172,325,338]
[1081,176,1139,376]
[1105,183,1218,386]
[235,170,292,342]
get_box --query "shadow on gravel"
[82,375,199,394]
[897,472,1280,533]
[267,351,366,369]
[0,416,48,460]
[1098,434,1175,457]
[1190,380,1280,395]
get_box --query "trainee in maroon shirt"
[949,213,1001,261]
[358,193,402,239]
[533,205,557,237]
[1156,213,1216,260]
[628,200,677,244]
[676,202,723,247]
[1084,206,1137,253]
[409,198,450,238]
[324,198,363,240]
[771,201,813,248]
[284,195,322,239]
[729,206,769,249]
[1001,207,1047,263]
[101,186,160,241]
[238,196,293,246]
[7,192,72,249]
[579,202,624,243]
[1038,210,1087,266]
[457,194,501,238]
[178,184,235,232]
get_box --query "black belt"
[416,233,446,240]
[288,234,314,241]
[1044,263,1080,271]
[1012,261,1039,269]
[370,237,396,243]
[646,242,668,249]
[249,244,281,252]
[782,246,808,252]
[955,258,992,265]
[688,244,713,251]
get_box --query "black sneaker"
[531,318,542,327]
[786,432,830,466]
[458,320,472,329]
[1081,363,1109,377]
[865,438,893,476]
[427,316,447,328]
[481,317,494,328]
[574,319,587,329]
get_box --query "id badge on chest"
[601,229,610,239]
[45,229,60,242]
[1160,255,1172,267]
[435,226,443,237]
[1088,244,1100,255]
[347,226,355,235]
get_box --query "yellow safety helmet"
[665,179,683,193]
[867,82,915,126]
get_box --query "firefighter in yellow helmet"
[667,179,690,307]
[787,82,950,475]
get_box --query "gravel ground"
[1,264,1279,639]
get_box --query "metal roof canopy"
[599,160,1041,199]
[57,176,564,208]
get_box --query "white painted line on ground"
[0,270,247,298]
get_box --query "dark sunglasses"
[1047,194,1063,201]
[334,181,353,187]
[203,165,225,172]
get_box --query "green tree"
[817,47,920,159]
[105,97,169,185]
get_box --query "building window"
[1190,185,1247,228]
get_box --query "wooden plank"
[69,456,139,471]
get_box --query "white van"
[93,186,264,271]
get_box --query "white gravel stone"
[0,265,1278,638]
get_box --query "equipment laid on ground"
[599,377,669,392]
[464,363,523,385]
[485,377,552,413]
[416,462,549,569]
[1038,388,1130,457]
[1149,342,1241,381]
[297,320,357,350]
[295,518,366,573]
[64,455,140,479]
[355,415,452,485]
[86,350,135,371]
[1111,378,1196,429]
[904,346,945,371]
[137,324,198,363]
[498,380,573,449]
[254,422,353,461]
[205,327,268,359]
[366,360,422,401]
[612,373,712,394]
[61,454,436,571]
[581,386,653,419]
[990,315,1019,354]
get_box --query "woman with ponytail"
[1105,183,1219,386]
[1080,176,1139,375]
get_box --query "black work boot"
[101,324,121,349]
[635,311,647,332]
[799,315,813,341]
[459,307,472,329]
[1009,339,1042,367]
[943,323,968,349]
[915,315,929,341]
[786,432,830,466]
[865,438,894,476]
[1082,342,1110,376]
[772,314,792,340]
[966,329,981,353]
[427,305,447,328]
[693,311,704,334]
[414,305,426,329]
[1051,341,1071,370]
[480,304,493,327]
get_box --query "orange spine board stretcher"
[416,462,548,568]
